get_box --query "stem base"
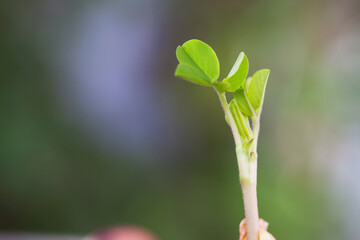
[241,182,259,240]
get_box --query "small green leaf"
[223,52,249,92]
[229,100,246,141]
[229,99,253,141]
[175,39,220,86]
[234,89,253,117]
[244,77,252,92]
[175,63,212,86]
[247,69,270,114]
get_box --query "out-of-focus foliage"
[0,0,359,240]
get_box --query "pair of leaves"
[226,52,270,116]
[175,39,246,92]
[175,39,219,86]
[174,39,270,115]
[235,69,270,116]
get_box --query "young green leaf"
[244,77,252,92]
[175,39,220,86]
[234,89,253,117]
[247,69,270,114]
[175,63,213,86]
[223,52,249,92]
[229,99,253,141]
[229,99,246,141]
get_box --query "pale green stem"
[216,89,259,240]
[242,182,259,240]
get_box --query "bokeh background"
[1,0,360,239]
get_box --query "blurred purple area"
[55,1,174,157]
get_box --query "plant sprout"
[174,39,275,240]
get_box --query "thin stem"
[251,117,260,152]
[216,90,242,147]
[250,118,259,184]
[215,89,259,240]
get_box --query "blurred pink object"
[239,219,275,240]
[86,226,159,240]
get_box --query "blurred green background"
[0,0,359,239]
